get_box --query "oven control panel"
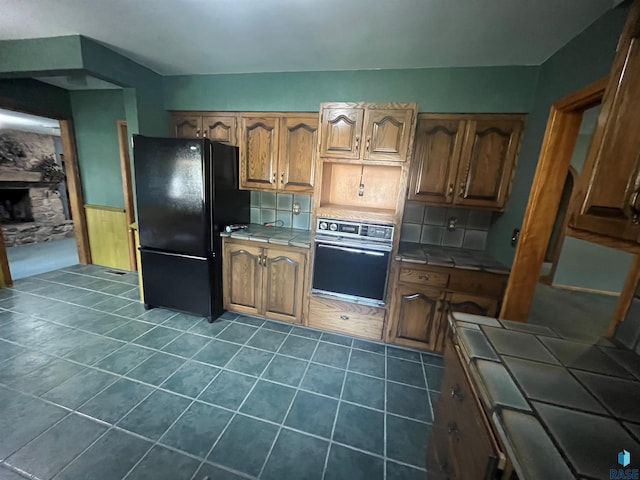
[316,218,394,242]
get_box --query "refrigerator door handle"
[139,249,206,261]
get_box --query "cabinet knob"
[280,172,284,184]
[450,384,464,402]
[459,182,465,197]
[366,136,371,152]
[340,315,349,320]
[196,129,200,137]
[447,183,454,196]
[629,190,640,221]
[354,135,360,151]
[272,172,276,183]
[202,130,207,137]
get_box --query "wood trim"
[565,226,640,254]
[0,228,12,286]
[551,284,620,297]
[500,79,607,321]
[59,119,91,264]
[608,254,640,337]
[117,120,136,271]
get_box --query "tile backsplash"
[250,191,312,230]
[400,203,493,250]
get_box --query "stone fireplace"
[0,130,75,247]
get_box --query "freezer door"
[140,248,216,319]
[134,136,210,257]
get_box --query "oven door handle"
[316,243,386,257]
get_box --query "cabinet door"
[456,117,523,209]
[239,116,279,190]
[448,292,498,318]
[572,5,640,241]
[223,242,263,316]
[408,117,465,204]
[391,284,445,352]
[262,248,306,323]
[362,108,414,161]
[279,116,318,192]
[202,114,237,145]
[171,113,202,138]
[320,108,364,159]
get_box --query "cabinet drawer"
[308,296,384,340]
[399,267,449,288]
[448,272,506,297]
[441,342,503,479]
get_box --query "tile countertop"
[449,312,640,480]
[395,242,510,274]
[219,224,311,248]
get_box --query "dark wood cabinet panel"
[239,116,279,190]
[457,117,523,209]
[263,248,306,324]
[171,113,201,138]
[408,117,465,204]
[572,2,640,242]
[392,284,444,351]
[320,107,364,159]
[202,114,237,145]
[362,108,414,161]
[223,243,263,315]
[279,115,318,192]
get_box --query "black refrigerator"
[133,135,249,321]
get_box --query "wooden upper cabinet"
[362,109,414,161]
[572,2,640,242]
[456,117,524,209]
[202,114,237,145]
[320,107,364,159]
[171,113,201,138]
[263,248,306,323]
[279,115,318,192]
[408,116,465,204]
[223,242,263,316]
[240,116,279,190]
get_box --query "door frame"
[117,120,137,270]
[0,105,91,286]
[500,78,607,321]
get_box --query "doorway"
[0,108,90,283]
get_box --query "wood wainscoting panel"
[84,205,131,271]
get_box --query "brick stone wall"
[0,129,75,246]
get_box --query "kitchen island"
[428,311,640,479]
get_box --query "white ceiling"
[0,109,60,136]
[0,0,617,75]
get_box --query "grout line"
[421,351,435,423]
[319,344,352,480]
[256,334,321,479]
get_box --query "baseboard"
[551,284,620,297]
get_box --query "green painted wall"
[0,78,71,118]
[0,36,83,75]
[487,5,630,267]
[553,237,632,293]
[70,89,126,208]
[163,66,539,113]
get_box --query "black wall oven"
[312,218,394,306]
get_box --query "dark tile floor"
[0,265,442,480]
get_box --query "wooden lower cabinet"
[388,262,506,353]
[223,239,307,324]
[427,341,505,479]
[308,296,385,340]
